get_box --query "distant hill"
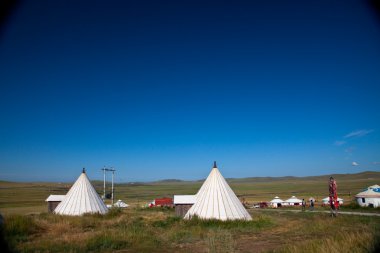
[147,171,380,185]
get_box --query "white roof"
[45,195,66,202]
[285,196,302,203]
[322,197,344,202]
[174,195,196,204]
[270,196,284,203]
[54,171,108,216]
[114,200,129,208]
[184,163,252,221]
[355,185,380,198]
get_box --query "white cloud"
[334,140,346,146]
[344,129,373,139]
[352,161,359,166]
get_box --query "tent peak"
[213,161,217,168]
[82,167,86,174]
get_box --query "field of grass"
[0,171,380,252]
[2,171,379,214]
[1,208,379,253]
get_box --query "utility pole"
[100,167,116,204]
[110,167,116,205]
[102,166,106,200]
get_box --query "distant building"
[355,184,380,208]
[153,197,173,207]
[269,196,284,208]
[174,195,196,217]
[45,195,66,213]
[283,196,302,206]
[321,197,344,206]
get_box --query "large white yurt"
[355,184,380,208]
[54,169,108,216]
[284,196,303,206]
[184,162,252,220]
[269,196,284,208]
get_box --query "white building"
[321,197,344,205]
[284,196,302,206]
[269,196,284,208]
[355,184,380,208]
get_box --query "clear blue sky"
[1,0,380,182]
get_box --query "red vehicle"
[154,197,173,207]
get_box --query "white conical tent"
[54,170,108,216]
[184,162,252,220]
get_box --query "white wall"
[356,197,380,208]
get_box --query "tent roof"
[54,171,108,216]
[45,195,66,202]
[270,197,284,203]
[184,163,252,221]
[355,185,380,198]
[114,200,129,208]
[174,195,196,204]
[285,196,302,203]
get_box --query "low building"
[174,195,196,217]
[269,196,284,208]
[284,196,302,206]
[355,184,380,208]
[45,195,66,213]
[321,197,343,206]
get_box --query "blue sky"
[0,0,380,182]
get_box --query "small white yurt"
[284,196,302,206]
[114,200,129,208]
[54,169,108,216]
[355,184,380,208]
[270,196,284,208]
[321,197,344,205]
[184,162,252,220]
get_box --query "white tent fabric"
[270,196,283,203]
[284,196,302,205]
[184,163,252,220]
[321,197,344,204]
[269,196,284,208]
[114,200,129,208]
[54,170,108,216]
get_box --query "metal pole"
[111,168,114,205]
[103,166,106,200]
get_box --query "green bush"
[3,215,41,248]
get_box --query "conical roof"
[270,196,284,203]
[184,162,252,220]
[355,185,380,198]
[54,169,108,216]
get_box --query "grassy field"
[1,208,380,253]
[0,171,380,252]
[1,171,379,214]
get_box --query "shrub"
[3,215,41,249]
